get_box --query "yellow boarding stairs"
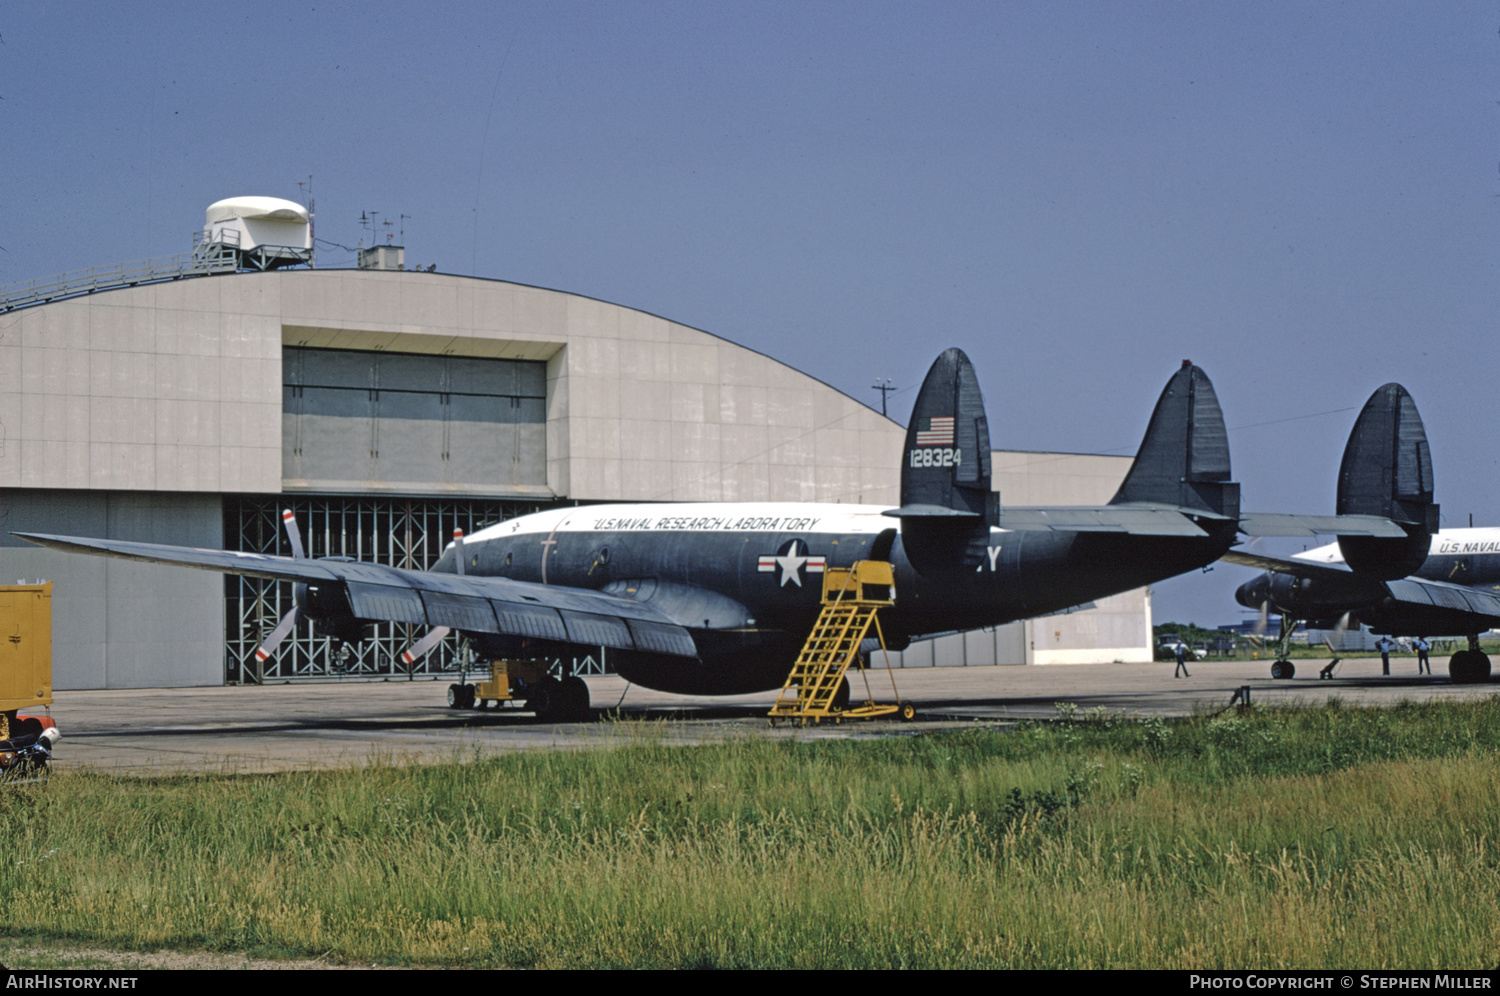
[768,560,915,725]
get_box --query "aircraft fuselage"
[435,502,1235,693]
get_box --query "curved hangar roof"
[0,268,905,505]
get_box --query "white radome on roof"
[205,196,310,225]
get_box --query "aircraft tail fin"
[1335,383,1438,579]
[891,347,996,522]
[1109,361,1240,518]
[885,348,996,576]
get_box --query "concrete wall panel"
[0,490,223,689]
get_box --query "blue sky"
[3,1,1495,625]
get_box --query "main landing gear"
[1449,635,1492,685]
[523,676,591,723]
[447,661,594,722]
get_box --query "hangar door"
[283,347,547,493]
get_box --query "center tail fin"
[1109,360,1240,519]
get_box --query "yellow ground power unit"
[0,583,53,739]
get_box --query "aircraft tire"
[446,683,463,709]
[527,680,561,722]
[1270,660,1295,680]
[831,676,851,712]
[562,676,591,721]
[1449,651,1492,685]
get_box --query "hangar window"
[282,347,547,495]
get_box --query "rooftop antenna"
[358,210,380,250]
[295,175,315,268]
[399,214,411,243]
[871,378,895,417]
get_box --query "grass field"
[4,699,1500,968]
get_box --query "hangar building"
[0,201,1151,690]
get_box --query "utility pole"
[871,378,895,417]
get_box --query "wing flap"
[344,581,427,624]
[492,601,570,642]
[625,618,699,657]
[1386,578,1500,618]
[560,610,633,648]
[419,590,500,633]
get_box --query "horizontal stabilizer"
[882,504,981,520]
[1237,513,1407,538]
[997,506,1210,537]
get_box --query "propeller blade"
[255,606,301,662]
[1327,610,1353,652]
[399,625,450,665]
[1253,600,1270,637]
[282,509,306,560]
[253,511,309,664]
[452,528,465,577]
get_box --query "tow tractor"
[446,657,592,723]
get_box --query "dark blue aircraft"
[19,349,1404,716]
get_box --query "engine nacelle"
[1235,570,1385,617]
[302,579,369,645]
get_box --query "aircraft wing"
[1219,549,1357,580]
[1222,548,1500,622]
[13,532,699,658]
[1382,577,1500,620]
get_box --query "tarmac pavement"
[28,655,1498,776]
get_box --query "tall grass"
[4,700,1500,967]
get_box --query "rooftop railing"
[0,236,243,313]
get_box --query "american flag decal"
[915,416,955,446]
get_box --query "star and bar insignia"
[758,538,827,587]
